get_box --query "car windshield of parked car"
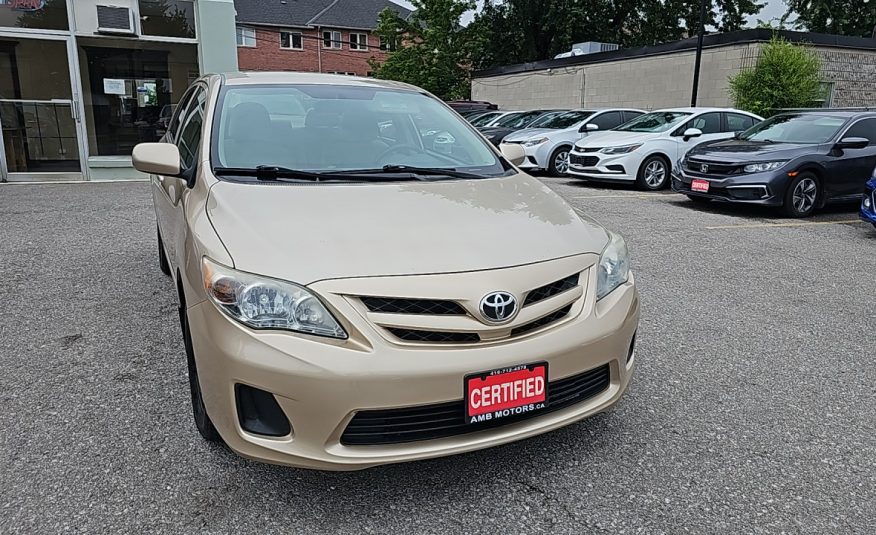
[529,110,595,129]
[614,111,692,133]
[740,114,847,144]
[213,85,506,178]
[469,112,503,126]
[492,111,541,129]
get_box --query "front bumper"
[860,179,876,224]
[186,265,639,471]
[672,168,786,206]
[567,151,638,182]
[504,142,550,170]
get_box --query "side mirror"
[581,123,599,132]
[733,131,744,139]
[132,143,181,176]
[499,143,526,166]
[835,137,869,150]
[683,128,703,140]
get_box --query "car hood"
[575,131,659,148]
[502,128,562,142]
[687,139,821,162]
[207,174,609,284]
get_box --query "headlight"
[743,161,786,173]
[201,257,347,339]
[597,233,631,300]
[864,197,872,209]
[523,137,549,147]
[599,144,643,155]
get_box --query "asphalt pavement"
[1,179,874,534]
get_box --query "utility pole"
[690,0,708,106]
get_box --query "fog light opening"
[235,383,292,437]
[626,334,636,364]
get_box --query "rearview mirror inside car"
[835,137,869,150]
[132,143,182,177]
[499,143,526,166]
[683,128,703,140]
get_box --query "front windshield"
[529,110,594,129]
[740,114,846,144]
[615,111,692,133]
[469,112,503,126]
[494,110,543,129]
[213,85,505,177]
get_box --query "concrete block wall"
[816,48,876,107]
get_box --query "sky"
[394,0,789,28]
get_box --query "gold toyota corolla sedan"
[132,72,639,470]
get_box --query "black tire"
[782,172,820,218]
[547,146,572,177]
[178,289,222,443]
[686,195,712,205]
[636,155,670,190]
[157,225,171,276]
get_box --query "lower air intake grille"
[340,363,611,445]
[362,297,465,315]
[386,328,479,344]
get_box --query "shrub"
[729,36,825,117]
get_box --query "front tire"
[547,146,571,177]
[636,155,670,190]
[178,293,222,443]
[782,173,820,218]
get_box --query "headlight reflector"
[599,144,643,154]
[597,233,631,300]
[201,257,347,338]
[523,137,549,147]
[743,161,786,173]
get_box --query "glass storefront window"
[138,0,195,39]
[78,37,198,156]
[0,0,69,31]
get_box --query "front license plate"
[465,362,548,424]
[691,179,710,193]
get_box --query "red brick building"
[234,0,412,76]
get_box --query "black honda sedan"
[672,111,876,217]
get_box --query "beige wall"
[472,44,760,111]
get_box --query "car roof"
[650,107,750,114]
[775,110,876,118]
[219,71,422,92]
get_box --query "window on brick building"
[236,26,256,47]
[350,33,368,51]
[323,31,342,49]
[280,31,303,50]
[379,37,397,52]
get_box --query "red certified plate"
[691,179,710,193]
[465,362,548,424]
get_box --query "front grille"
[523,274,579,306]
[570,154,599,167]
[386,328,480,344]
[511,305,573,337]
[686,159,741,176]
[362,297,465,315]
[340,363,611,445]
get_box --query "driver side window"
[685,113,722,134]
[176,86,206,170]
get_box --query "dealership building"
[472,29,876,113]
[0,0,236,182]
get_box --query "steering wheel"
[377,144,421,163]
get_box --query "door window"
[686,112,722,134]
[726,113,757,132]
[843,118,876,145]
[589,111,624,131]
[176,86,206,169]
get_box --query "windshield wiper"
[334,165,485,180]
[213,165,325,181]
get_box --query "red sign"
[465,363,547,423]
[691,179,710,193]
[4,0,45,10]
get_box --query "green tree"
[728,36,824,117]
[784,0,876,37]
[370,0,475,100]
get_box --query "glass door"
[0,35,84,181]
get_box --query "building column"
[195,0,238,73]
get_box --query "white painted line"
[705,220,862,230]
[0,179,148,185]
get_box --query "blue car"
[861,175,876,228]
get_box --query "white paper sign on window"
[103,78,126,95]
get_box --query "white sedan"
[500,108,645,176]
[567,107,763,190]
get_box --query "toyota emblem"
[700,164,709,173]
[479,291,518,323]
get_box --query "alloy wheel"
[792,177,817,213]
[644,160,666,188]
[555,151,570,174]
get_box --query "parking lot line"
[705,219,863,230]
